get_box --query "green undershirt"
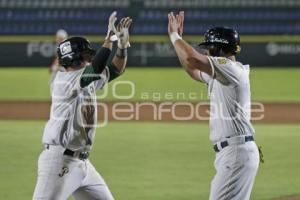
[80,63,122,88]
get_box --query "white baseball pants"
[209,141,259,200]
[33,145,114,200]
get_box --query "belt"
[63,149,90,160]
[45,144,89,160]
[213,135,254,153]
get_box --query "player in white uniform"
[168,12,260,200]
[33,12,132,200]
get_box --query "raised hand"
[105,11,118,41]
[168,11,184,36]
[177,11,184,36]
[168,12,179,35]
[116,17,133,49]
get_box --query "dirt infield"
[272,195,300,200]
[0,101,299,123]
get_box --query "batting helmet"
[199,27,241,56]
[57,37,96,68]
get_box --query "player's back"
[200,57,255,143]
[42,68,97,151]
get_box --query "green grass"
[0,67,299,102]
[0,121,299,200]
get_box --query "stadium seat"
[0,0,299,35]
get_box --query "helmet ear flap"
[57,51,73,68]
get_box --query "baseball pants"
[33,145,114,200]
[209,141,259,200]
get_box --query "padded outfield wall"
[0,35,300,67]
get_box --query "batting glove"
[116,17,132,49]
[105,11,118,42]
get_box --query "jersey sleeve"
[95,63,124,89]
[198,71,212,85]
[80,64,105,88]
[80,62,124,89]
[207,56,243,85]
[93,63,124,89]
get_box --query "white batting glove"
[105,11,118,42]
[116,17,132,49]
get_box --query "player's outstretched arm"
[168,12,213,79]
[89,40,112,74]
[80,12,118,88]
[106,17,132,82]
[90,11,117,74]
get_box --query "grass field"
[0,67,299,102]
[0,121,299,200]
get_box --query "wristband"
[116,48,127,58]
[170,32,182,45]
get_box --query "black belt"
[45,144,89,160]
[64,149,90,160]
[213,135,254,153]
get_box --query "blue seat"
[1,7,299,35]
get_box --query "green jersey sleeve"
[80,63,124,88]
[80,65,103,88]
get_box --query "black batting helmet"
[57,37,96,68]
[199,27,241,56]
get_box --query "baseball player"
[168,12,260,200]
[33,12,132,200]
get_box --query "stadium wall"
[0,35,300,67]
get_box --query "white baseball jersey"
[199,56,255,143]
[42,67,109,152]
